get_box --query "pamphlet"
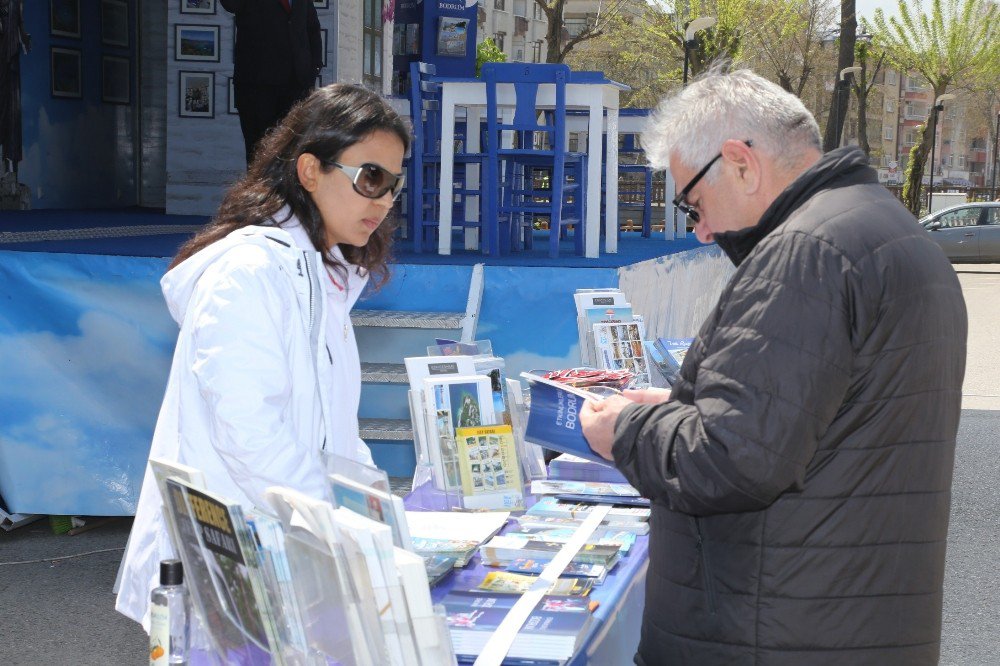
[454,424,525,510]
[520,372,612,467]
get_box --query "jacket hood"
[714,146,878,266]
[161,216,370,325]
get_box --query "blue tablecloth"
[406,483,646,665]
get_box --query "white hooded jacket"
[115,218,373,628]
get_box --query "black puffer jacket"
[614,148,967,665]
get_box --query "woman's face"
[299,129,406,248]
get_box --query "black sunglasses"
[326,161,406,201]
[672,139,753,223]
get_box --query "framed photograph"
[180,0,216,14]
[320,29,328,67]
[437,17,469,57]
[101,0,129,48]
[313,0,329,8]
[50,47,82,98]
[50,0,81,39]
[227,77,238,114]
[102,55,130,104]
[175,24,221,62]
[179,70,215,118]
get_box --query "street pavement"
[0,266,997,665]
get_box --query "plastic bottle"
[149,559,190,665]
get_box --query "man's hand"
[622,387,671,405]
[580,395,634,461]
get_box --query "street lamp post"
[682,17,716,85]
[928,93,956,213]
[835,66,862,148]
[990,112,1000,198]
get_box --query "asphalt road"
[0,266,997,665]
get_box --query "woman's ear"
[296,153,320,193]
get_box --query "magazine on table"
[479,535,621,569]
[506,558,609,584]
[475,571,594,597]
[530,480,639,497]
[442,590,594,664]
[519,372,613,467]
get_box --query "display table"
[406,483,646,665]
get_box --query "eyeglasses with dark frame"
[325,161,406,201]
[672,139,753,223]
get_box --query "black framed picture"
[101,0,129,48]
[320,29,327,67]
[179,70,215,118]
[102,55,130,104]
[313,0,329,8]
[180,0,216,14]
[50,47,82,98]
[50,0,81,39]
[175,24,221,62]
[228,77,238,114]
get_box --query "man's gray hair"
[642,68,821,181]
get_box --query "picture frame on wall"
[101,0,129,48]
[102,55,130,104]
[50,0,81,39]
[175,24,221,62]
[320,29,327,67]
[50,47,82,98]
[179,70,215,118]
[228,77,238,114]
[313,0,329,8]
[180,0,216,14]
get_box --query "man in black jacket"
[581,69,967,665]
[221,0,323,165]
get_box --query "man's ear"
[722,139,760,194]
[297,153,320,193]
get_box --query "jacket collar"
[713,147,878,266]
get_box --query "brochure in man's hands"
[520,372,613,468]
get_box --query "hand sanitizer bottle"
[149,559,189,665]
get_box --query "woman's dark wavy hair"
[170,84,410,289]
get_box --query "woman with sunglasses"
[115,83,409,632]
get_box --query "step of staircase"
[352,309,466,330]
[359,417,414,441]
[360,362,408,384]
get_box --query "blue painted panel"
[19,2,137,209]
[0,251,174,515]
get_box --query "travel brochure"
[454,424,525,510]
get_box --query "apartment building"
[478,0,549,63]
[869,69,996,188]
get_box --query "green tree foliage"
[475,38,507,77]
[872,0,1000,215]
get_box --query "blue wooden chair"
[406,62,483,253]
[481,63,587,258]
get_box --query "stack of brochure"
[506,558,609,585]
[574,288,651,387]
[547,453,630,484]
[475,571,594,597]
[479,535,622,569]
[406,510,510,568]
[524,497,651,535]
[442,591,594,664]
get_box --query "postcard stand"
[324,451,391,495]
[265,489,387,666]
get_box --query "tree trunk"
[856,76,870,157]
[822,0,857,152]
[903,115,935,216]
[545,0,566,63]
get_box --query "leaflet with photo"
[423,374,497,490]
[454,424,525,510]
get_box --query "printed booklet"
[453,424,525,510]
[520,372,612,467]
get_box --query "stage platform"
[0,208,732,516]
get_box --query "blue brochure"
[520,373,614,468]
